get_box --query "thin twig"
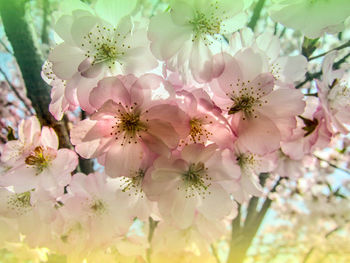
[0,38,13,54]
[308,40,350,61]
[314,155,350,175]
[295,52,350,89]
[0,67,33,113]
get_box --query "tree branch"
[314,155,350,175]
[295,52,350,89]
[211,244,221,263]
[308,40,350,61]
[0,38,13,54]
[0,0,71,149]
[227,177,282,263]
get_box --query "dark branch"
[295,52,350,89]
[0,0,71,149]
[309,40,350,61]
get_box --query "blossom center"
[111,105,148,145]
[25,146,53,174]
[236,153,259,174]
[229,95,258,116]
[8,191,32,215]
[189,118,212,143]
[328,81,350,111]
[121,169,145,197]
[90,199,107,215]
[82,25,131,69]
[189,11,221,42]
[226,79,268,120]
[182,162,211,198]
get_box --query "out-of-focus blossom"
[269,0,350,38]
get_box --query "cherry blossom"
[57,172,133,252]
[229,28,308,86]
[144,143,234,229]
[148,0,248,83]
[210,50,306,154]
[281,97,332,160]
[0,117,78,193]
[71,74,190,177]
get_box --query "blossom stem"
[0,38,13,54]
[0,0,72,149]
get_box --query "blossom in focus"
[269,0,350,38]
[144,143,234,229]
[210,50,305,154]
[281,97,332,160]
[48,1,157,112]
[1,116,41,166]
[229,28,308,86]
[0,117,78,194]
[148,0,248,83]
[71,74,189,178]
[174,88,235,148]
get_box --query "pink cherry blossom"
[229,28,308,86]
[0,118,78,193]
[219,147,276,203]
[71,74,190,178]
[57,172,133,251]
[175,89,235,148]
[144,143,234,229]
[210,50,305,154]
[281,97,332,160]
[148,0,247,83]
[1,116,41,166]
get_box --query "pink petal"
[105,142,144,177]
[236,113,281,155]
[89,77,130,109]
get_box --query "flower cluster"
[1,0,350,262]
